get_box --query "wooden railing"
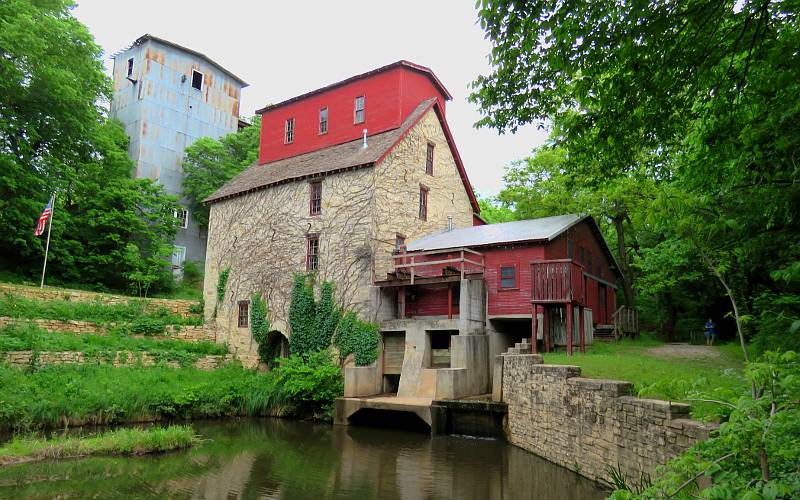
[611,305,639,340]
[531,259,585,304]
[374,247,485,284]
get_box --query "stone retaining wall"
[498,354,716,486]
[1,350,233,370]
[0,317,216,342]
[0,283,199,318]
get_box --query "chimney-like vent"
[447,215,454,231]
[362,129,368,149]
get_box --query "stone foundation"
[0,283,199,318]
[0,317,216,342]
[498,354,716,486]
[1,350,234,370]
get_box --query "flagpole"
[39,193,55,289]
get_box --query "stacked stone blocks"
[1,350,233,370]
[500,354,715,486]
[0,317,216,342]
[0,283,198,318]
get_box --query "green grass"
[0,292,201,326]
[0,425,198,466]
[0,353,343,430]
[0,323,227,366]
[543,335,747,419]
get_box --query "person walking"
[704,319,716,346]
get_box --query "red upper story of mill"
[255,61,452,164]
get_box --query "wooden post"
[531,304,538,353]
[566,302,574,356]
[460,249,465,279]
[543,307,550,352]
[579,306,585,353]
[398,286,406,319]
[447,284,453,320]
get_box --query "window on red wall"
[567,239,574,260]
[309,181,322,215]
[307,234,319,271]
[354,96,365,124]
[285,117,294,144]
[418,186,428,221]
[587,251,593,274]
[578,246,585,267]
[237,301,249,328]
[319,107,328,134]
[499,265,517,289]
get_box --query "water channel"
[0,419,607,499]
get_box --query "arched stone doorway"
[264,330,289,367]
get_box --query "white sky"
[72,0,548,196]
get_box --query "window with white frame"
[285,117,294,144]
[191,70,203,90]
[354,96,365,124]
[319,107,328,134]
[171,245,187,268]
[173,208,189,229]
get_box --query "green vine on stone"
[250,292,271,364]
[333,311,380,366]
[213,267,231,319]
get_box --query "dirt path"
[646,343,721,360]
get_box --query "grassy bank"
[0,323,226,366]
[0,292,202,327]
[543,336,746,419]
[0,352,342,430]
[0,425,197,466]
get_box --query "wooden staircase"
[595,306,639,342]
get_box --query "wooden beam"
[447,284,453,320]
[566,303,574,356]
[531,304,538,354]
[579,306,585,353]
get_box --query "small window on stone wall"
[238,301,249,328]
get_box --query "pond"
[0,419,608,499]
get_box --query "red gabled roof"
[255,60,453,115]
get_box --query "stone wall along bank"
[0,283,198,318]
[498,354,716,486]
[0,317,216,342]
[1,350,234,370]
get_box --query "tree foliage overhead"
[473,0,800,349]
[181,116,260,229]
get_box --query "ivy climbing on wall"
[250,292,271,363]
[287,275,379,366]
[334,310,380,366]
[213,266,231,319]
[288,273,317,355]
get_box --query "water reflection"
[0,419,607,499]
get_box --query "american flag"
[34,196,54,237]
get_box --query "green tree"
[182,116,260,229]
[0,0,108,264]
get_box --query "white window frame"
[319,107,328,134]
[191,69,204,90]
[173,208,189,229]
[354,96,365,124]
[172,245,187,268]
[285,117,294,144]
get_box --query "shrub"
[268,351,343,420]
[182,261,203,289]
[313,281,341,353]
[334,311,380,366]
[130,316,167,336]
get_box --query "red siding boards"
[485,246,545,316]
[407,285,458,317]
[257,63,450,164]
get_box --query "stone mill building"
[110,34,248,268]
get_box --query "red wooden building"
[374,214,625,355]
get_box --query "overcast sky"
[72,0,548,196]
